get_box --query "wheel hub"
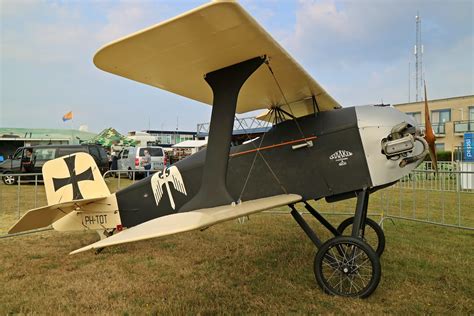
[341,264,357,275]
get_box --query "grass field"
[0,179,473,314]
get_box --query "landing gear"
[94,229,116,254]
[290,188,384,298]
[314,236,381,298]
[337,217,385,257]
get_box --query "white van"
[117,146,166,179]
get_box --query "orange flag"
[62,111,73,122]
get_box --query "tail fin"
[8,153,114,234]
[43,152,110,205]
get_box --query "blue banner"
[464,133,474,162]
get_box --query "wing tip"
[69,247,90,255]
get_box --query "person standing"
[22,148,34,172]
[142,149,152,177]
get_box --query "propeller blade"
[423,81,438,172]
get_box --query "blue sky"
[1,0,473,134]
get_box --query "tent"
[87,127,136,147]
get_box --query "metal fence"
[379,169,473,230]
[1,165,473,234]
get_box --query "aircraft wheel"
[2,173,17,185]
[337,217,385,257]
[314,236,381,298]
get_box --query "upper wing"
[70,194,302,254]
[93,1,340,115]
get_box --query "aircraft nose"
[355,105,428,187]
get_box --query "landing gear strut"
[290,188,384,298]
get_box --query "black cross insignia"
[52,155,94,200]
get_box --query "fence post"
[34,174,38,208]
[457,171,461,226]
[118,172,121,190]
[17,175,21,219]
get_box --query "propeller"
[423,81,438,172]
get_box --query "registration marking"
[83,214,108,226]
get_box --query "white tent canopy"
[172,140,208,148]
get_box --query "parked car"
[0,144,109,185]
[117,146,166,179]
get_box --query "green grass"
[0,179,473,314]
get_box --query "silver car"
[117,146,166,179]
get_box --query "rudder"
[43,152,110,205]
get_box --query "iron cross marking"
[52,155,94,200]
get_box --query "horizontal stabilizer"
[70,194,302,254]
[8,197,107,234]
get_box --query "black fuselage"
[115,107,372,228]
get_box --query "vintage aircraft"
[9,0,437,298]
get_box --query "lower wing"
[70,194,301,254]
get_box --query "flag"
[62,111,73,122]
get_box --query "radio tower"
[414,12,423,102]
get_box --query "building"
[0,127,97,159]
[127,131,158,146]
[140,130,196,147]
[393,95,474,152]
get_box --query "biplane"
[9,0,438,298]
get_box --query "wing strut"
[179,56,266,212]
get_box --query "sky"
[1,0,473,134]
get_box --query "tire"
[314,236,381,298]
[337,217,385,257]
[2,173,17,185]
[127,169,133,180]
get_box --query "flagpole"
[71,117,75,144]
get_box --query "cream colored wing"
[70,194,302,254]
[93,1,340,115]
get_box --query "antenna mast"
[414,13,423,102]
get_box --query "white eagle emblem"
[150,166,187,209]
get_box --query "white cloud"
[1,1,172,64]
[280,0,473,106]
[95,1,170,44]
[1,2,95,63]
[0,0,41,17]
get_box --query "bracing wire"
[234,114,288,201]
[264,59,307,140]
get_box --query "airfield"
[1,179,473,314]
[1,0,473,312]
